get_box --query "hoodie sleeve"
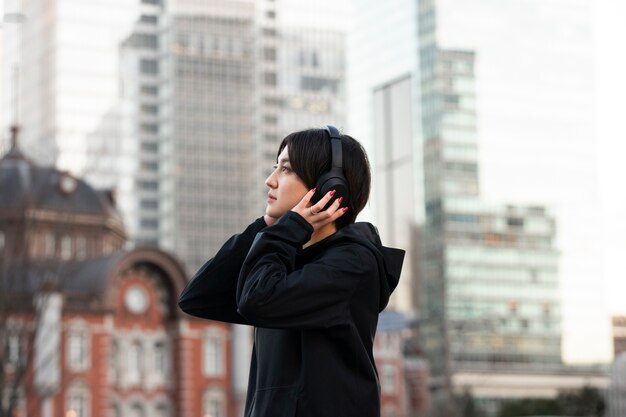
[236,211,378,329]
[178,217,268,324]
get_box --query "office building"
[349,0,603,414]
[612,316,626,357]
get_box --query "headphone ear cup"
[312,174,349,211]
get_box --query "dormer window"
[59,173,78,195]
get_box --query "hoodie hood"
[323,222,405,311]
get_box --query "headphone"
[312,125,349,210]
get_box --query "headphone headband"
[322,125,343,170]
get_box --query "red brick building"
[0,131,234,417]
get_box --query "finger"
[323,206,348,224]
[324,196,343,217]
[311,189,336,214]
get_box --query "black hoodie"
[178,211,405,417]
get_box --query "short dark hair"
[277,128,371,228]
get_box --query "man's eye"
[281,166,291,172]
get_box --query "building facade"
[0,135,233,417]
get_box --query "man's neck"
[303,222,337,249]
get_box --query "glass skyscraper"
[349,0,602,414]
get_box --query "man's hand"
[291,188,348,232]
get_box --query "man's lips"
[267,194,277,202]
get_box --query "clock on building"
[124,285,149,314]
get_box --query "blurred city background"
[0,0,625,416]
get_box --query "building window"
[137,180,158,191]
[140,123,158,134]
[76,237,87,260]
[154,341,168,377]
[203,335,224,376]
[140,219,159,230]
[68,331,89,371]
[67,388,89,417]
[110,340,119,383]
[0,231,5,252]
[129,404,145,417]
[140,199,159,210]
[154,402,170,417]
[44,233,55,257]
[382,365,396,393]
[140,142,158,153]
[263,47,276,61]
[140,59,159,75]
[203,387,225,417]
[109,403,122,417]
[61,235,72,260]
[128,342,144,383]
[7,332,22,367]
[141,161,159,172]
[139,15,158,24]
[141,104,158,115]
[263,72,277,86]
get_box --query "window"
[67,388,89,417]
[137,180,158,191]
[141,104,158,115]
[127,342,144,383]
[140,59,158,75]
[382,365,396,393]
[154,342,168,377]
[140,15,158,24]
[141,0,161,5]
[507,217,524,228]
[263,72,277,86]
[140,123,158,134]
[44,233,55,257]
[203,336,224,376]
[140,219,159,229]
[68,332,89,370]
[155,403,169,417]
[7,332,21,366]
[263,47,276,61]
[203,388,225,417]
[140,199,159,210]
[76,237,87,260]
[141,161,159,172]
[140,85,158,95]
[60,235,72,260]
[0,231,5,252]
[129,404,145,417]
[140,142,158,152]
[300,76,338,92]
